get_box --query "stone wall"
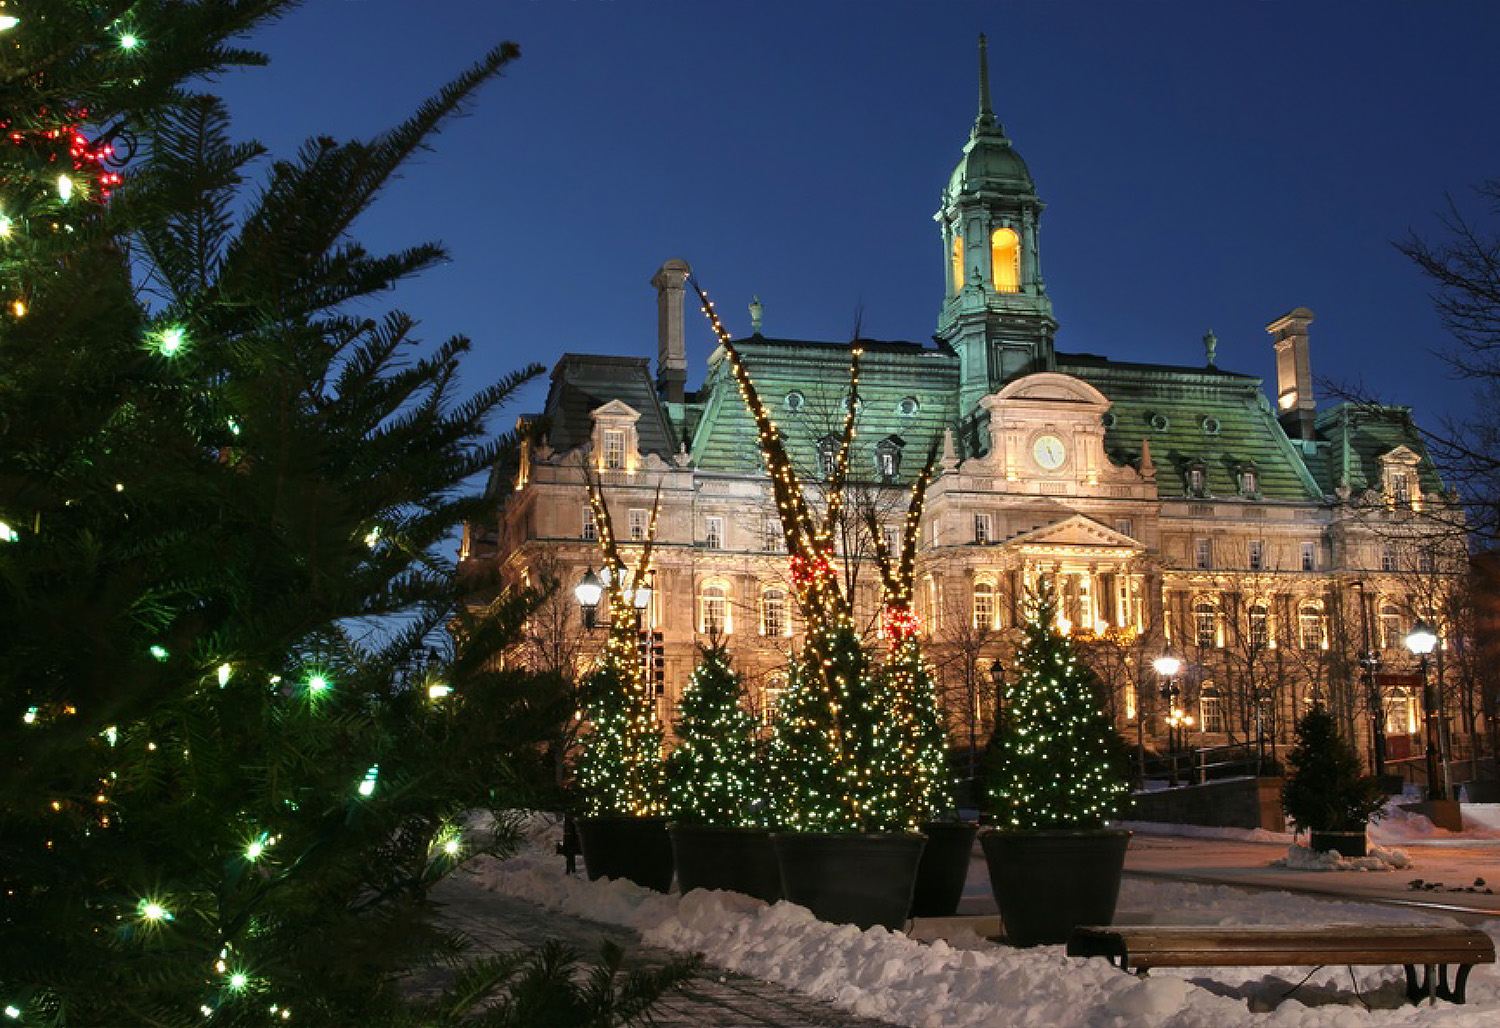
[1121,777,1286,832]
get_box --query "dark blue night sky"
[212,1,1500,432]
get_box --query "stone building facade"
[466,42,1462,767]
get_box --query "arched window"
[950,233,964,293]
[1249,601,1271,649]
[1298,602,1326,651]
[761,588,788,637]
[700,582,729,635]
[1380,604,1403,650]
[1194,600,1219,648]
[973,580,997,631]
[990,227,1020,293]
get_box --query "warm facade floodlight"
[1152,656,1182,677]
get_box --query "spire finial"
[978,33,994,124]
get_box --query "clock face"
[1032,434,1067,470]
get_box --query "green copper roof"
[540,354,680,456]
[1059,353,1326,502]
[1316,402,1445,496]
[691,338,957,482]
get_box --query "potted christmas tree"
[865,483,975,920]
[982,584,1131,946]
[1283,705,1387,857]
[571,490,673,891]
[665,642,781,902]
[696,288,926,932]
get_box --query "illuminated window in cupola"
[991,227,1020,293]
[950,233,964,293]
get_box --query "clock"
[1032,434,1067,470]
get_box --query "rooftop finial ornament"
[749,295,763,336]
[1203,329,1218,368]
[975,33,1002,136]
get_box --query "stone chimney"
[1266,307,1316,442]
[651,258,692,403]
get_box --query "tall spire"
[974,33,1003,137]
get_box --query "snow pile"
[1371,799,1500,844]
[1271,843,1413,872]
[464,825,1500,1027]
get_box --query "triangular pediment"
[590,399,642,421]
[1382,444,1421,465]
[1002,514,1143,551]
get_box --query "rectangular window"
[1195,606,1217,648]
[1300,541,1316,572]
[701,591,727,635]
[628,508,648,542]
[1195,538,1212,570]
[1115,519,1133,539]
[1200,694,1226,734]
[764,515,785,553]
[581,507,597,541]
[1391,470,1410,507]
[1249,605,1270,649]
[1417,550,1435,574]
[1248,539,1264,571]
[973,513,993,545]
[883,525,901,557]
[1189,467,1206,494]
[1381,547,1397,573]
[1299,610,1324,651]
[603,429,625,470]
[704,515,724,550]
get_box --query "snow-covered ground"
[466,814,1500,1027]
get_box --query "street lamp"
[1404,621,1446,801]
[1352,580,1387,776]
[574,567,603,629]
[1153,656,1182,784]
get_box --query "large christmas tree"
[988,584,1129,830]
[0,6,687,1023]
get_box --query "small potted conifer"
[1282,705,1387,857]
[982,584,1131,946]
[665,642,781,902]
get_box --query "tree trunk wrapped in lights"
[866,444,951,825]
[988,583,1129,829]
[572,480,666,816]
[693,281,941,833]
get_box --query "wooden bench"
[1067,924,1495,1005]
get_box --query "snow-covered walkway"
[463,812,1500,1027]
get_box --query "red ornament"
[789,552,835,588]
[882,606,922,642]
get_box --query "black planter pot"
[1309,829,1368,858]
[910,821,979,918]
[772,832,926,931]
[980,828,1130,947]
[577,815,674,892]
[669,824,783,903]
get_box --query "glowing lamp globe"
[1405,623,1438,656]
[1152,656,1182,677]
[574,568,603,608]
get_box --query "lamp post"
[574,567,603,630]
[1252,686,1272,774]
[1405,621,1445,801]
[1352,580,1387,776]
[1153,655,1182,785]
